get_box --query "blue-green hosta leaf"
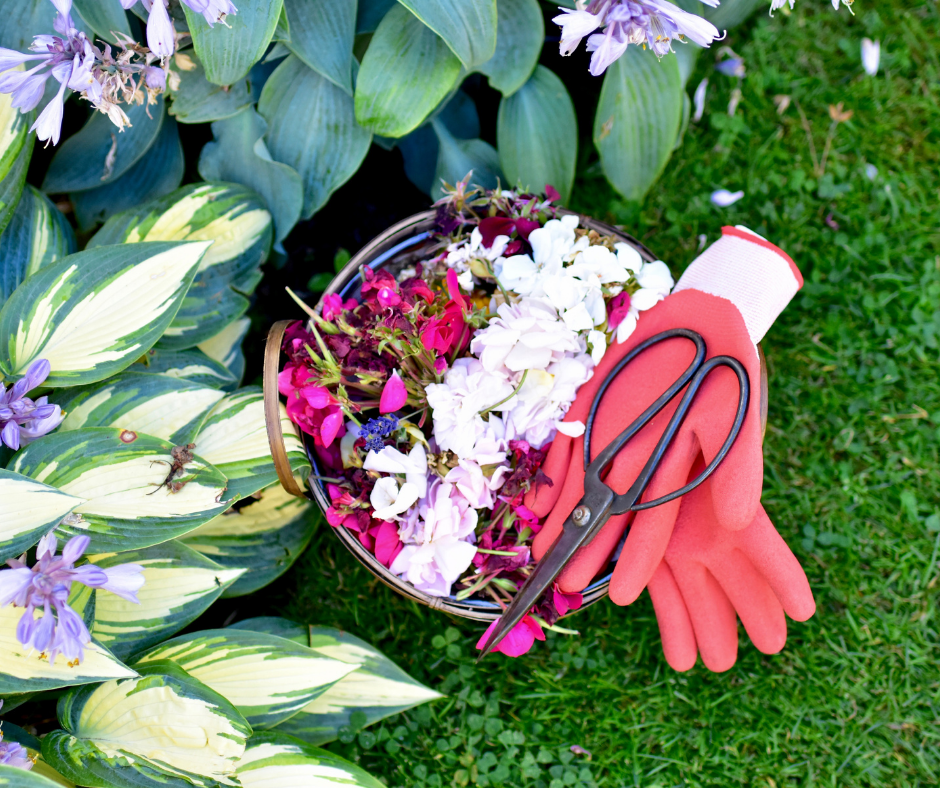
[236,731,384,788]
[497,66,577,202]
[0,241,208,387]
[397,0,496,69]
[11,428,230,552]
[184,0,284,86]
[431,118,502,200]
[160,267,251,351]
[181,482,318,597]
[88,542,245,660]
[197,108,303,244]
[0,468,84,562]
[354,5,461,138]
[55,371,225,444]
[191,388,309,501]
[167,52,253,124]
[0,186,77,303]
[129,347,239,390]
[234,618,442,745]
[42,662,250,788]
[71,116,185,231]
[274,3,290,40]
[594,46,683,202]
[42,98,165,194]
[476,0,542,96]
[0,604,137,695]
[260,55,372,219]
[283,0,355,93]
[0,765,66,787]
[134,629,358,729]
[0,83,31,237]
[356,0,395,33]
[0,0,55,51]
[196,317,250,387]
[71,0,131,43]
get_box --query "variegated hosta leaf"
[197,317,250,387]
[0,241,208,387]
[88,183,272,349]
[0,74,30,238]
[236,731,384,788]
[0,468,85,562]
[89,541,246,660]
[233,618,442,745]
[55,371,225,445]
[0,604,137,695]
[11,428,230,553]
[192,387,309,502]
[181,482,317,597]
[134,628,359,729]
[130,346,239,390]
[0,765,67,788]
[0,727,76,788]
[41,662,251,788]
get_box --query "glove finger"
[531,440,588,561]
[713,549,787,655]
[737,506,816,622]
[647,562,698,671]
[525,433,576,518]
[554,512,629,593]
[673,562,739,672]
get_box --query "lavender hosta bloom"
[122,0,237,59]
[0,707,33,771]
[0,359,64,451]
[0,533,144,664]
[555,0,721,75]
[183,0,239,26]
[715,57,745,77]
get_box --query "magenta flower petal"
[475,615,545,658]
[320,410,344,448]
[379,371,408,414]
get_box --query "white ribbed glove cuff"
[673,226,803,344]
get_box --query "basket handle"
[263,320,308,498]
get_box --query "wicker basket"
[263,210,768,622]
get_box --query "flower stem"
[479,370,527,416]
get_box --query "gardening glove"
[526,227,804,604]
[648,456,816,673]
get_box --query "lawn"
[221,2,940,785]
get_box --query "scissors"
[478,328,750,658]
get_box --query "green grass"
[277,2,940,786]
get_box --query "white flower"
[469,297,583,375]
[446,227,510,275]
[861,38,880,76]
[495,215,579,296]
[710,189,744,207]
[554,8,604,56]
[370,477,421,521]
[693,77,708,122]
[611,259,674,344]
[363,443,429,499]
[425,359,515,458]
[390,481,478,597]
[443,419,510,509]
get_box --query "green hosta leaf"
[431,118,502,200]
[0,185,77,303]
[161,267,251,351]
[134,629,358,729]
[196,317,250,386]
[0,468,84,562]
[236,731,384,788]
[354,5,461,138]
[0,765,66,787]
[42,662,250,788]
[356,0,395,33]
[181,482,318,597]
[168,52,253,124]
[497,66,577,202]
[71,116,185,231]
[477,0,542,96]
[673,41,701,89]
[11,428,230,552]
[89,542,245,660]
[284,0,355,93]
[42,98,165,193]
[191,388,309,501]
[198,108,303,244]
[274,3,290,40]
[260,55,372,219]
[0,604,137,695]
[0,82,30,238]
[0,241,207,387]
[396,0,496,69]
[184,0,284,86]
[129,347,239,390]
[71,0,131,43]
[594,46,683,202]
[0,0,55,51]
[55,371,225,444]
[235,618,442,745]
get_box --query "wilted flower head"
[0,533,144,664]
[0,359,63,450]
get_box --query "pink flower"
[433,357,448,375]
[377,286,401,308]
[373,520,404,568]
[552,583,583,617]
[278,364,345,448]
[544,184,561,201]
[322,293,356,321]
[514,503,540,530]
[607,291,632,331]
[379,371,408,414]
[477,216,541,248]
[476,614,545,658]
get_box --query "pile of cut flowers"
[280,181,675,657]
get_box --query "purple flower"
[0,359,64,451]
[182,0,238,26]
[715,57,746,78]
[1,533,144,664]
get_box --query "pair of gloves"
[526,227,816,672]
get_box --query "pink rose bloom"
[476,614,545,658]
[279,364,345,448]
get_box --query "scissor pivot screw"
[572,506,592,526]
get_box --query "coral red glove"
[526,227,803,604]
[648,457,816,672]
